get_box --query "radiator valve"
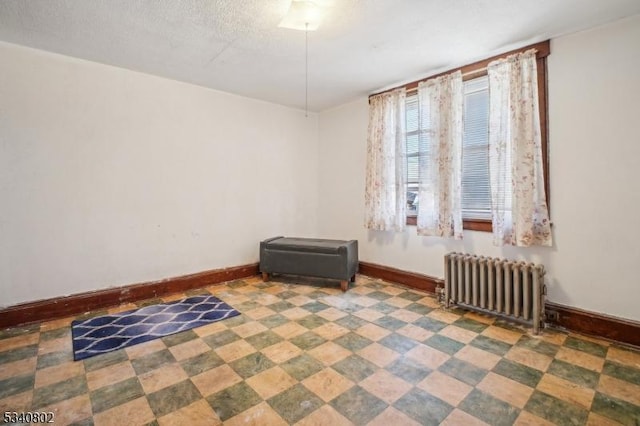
[435,286,446,305]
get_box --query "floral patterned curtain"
[416,71,464,238]
[364,88,407,231]
[488,50,552,246]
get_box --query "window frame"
[372,41,550,232]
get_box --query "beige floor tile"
[360,369,412,404]
[0,390,33,413]
[477,372,535,408]
[513,410,555,426]
[261,340,303,363]
[308,342,352,366]
[244,306,278,320]
[417,296,441,308]
[0,356,36,381]
[355,323,391,342]
[389,309,422,323]
[160,293,187,303]
[455,345,501,370]
[396,324,434,341]
[191,364,242,397]
[316,307,348,321]
[427,309,461,324]
[352,296,379,307]
[214,339,256,363]
[125,338,167,359]
[538,329,567,346]
[41,394,93,426]
[357,343,400,368]
[253,293,281,306]
[555,347,604,373]
[34,360,85,388]
[0,332,39,352]
[37,335,71,355]
[441,409,490,426]
[505,346,553,372]
[463,311,496,325]
[168,338,211,361]
[353,308,385,322]
[417,371,473,407]
[597,374,640,406]
[302,368,354,402]
[295,404,354,426]
[230,321,268,338]
[379,286,405,296]
[384,297,413,308]
[272,322,309,339]
[606,346,640,369]
[313,323,350,340]
[406,344,450,369]
[288,295,314,306]
[39,317,73,331]
[481,325,523,345]
[108,303,139,313]
[537,373,595,409]
[192,321,228,337]
[226,401,287,426]
[86,360,136,391]
[246,366,298,399]
[279,307,311,320]
[139,362,188,394]
[439,325,478,344]
[367,406,421,426]
[93,396,154,426]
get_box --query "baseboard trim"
[0,263,259,329]
[545,302,640,348]
[360,261,640,348]
[359,261,443,294]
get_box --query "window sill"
[406,217,492,232]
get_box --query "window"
[406,76,493,223]
[399,41,549,231]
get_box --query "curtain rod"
[370,40,550,99]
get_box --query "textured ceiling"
[1,1,639,111]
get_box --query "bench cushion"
[265,237,349,254]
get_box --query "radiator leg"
[350,274,356,282]
[340,280,348,292]
[262,272,270,282]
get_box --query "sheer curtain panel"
[416,71,464,238]
[364,89,407,231]
[488,50,552,246]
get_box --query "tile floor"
[1,275,639,425]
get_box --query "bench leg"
[340,280,348,292]
[262,272,270,282]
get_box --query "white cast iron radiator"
[443,253,546,334]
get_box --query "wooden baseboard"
[360,260,640,348]
[359,261,443,294]
[0,263,259,329]
[545,302,640,348]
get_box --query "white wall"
[318,15,640,321]
[0,42,319,307]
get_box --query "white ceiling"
[1,1,639,112]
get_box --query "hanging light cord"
[305,22,309,117]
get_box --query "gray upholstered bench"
[259,236,359,292]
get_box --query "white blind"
[462,76,491,220]
[404,75,493,220]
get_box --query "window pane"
[462,76,491,220]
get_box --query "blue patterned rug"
[71,295,239,361]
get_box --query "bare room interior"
[1,1,639,425]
